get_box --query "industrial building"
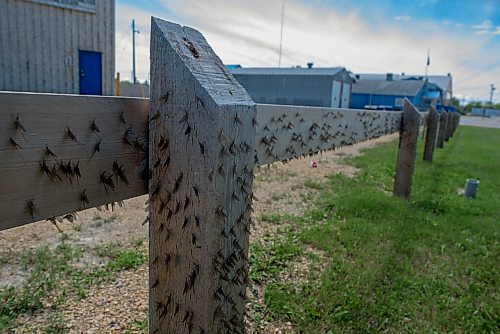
[350,73,452,110]
[0,0,115,95]
[230,66,355,108]
[471,107,500,117]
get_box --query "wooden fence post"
[393,99,421,198]
[444,112,452,142]
[452,113,459,136]
[436,111,447,148]
[149,18,256,333]
[423,106,438,162]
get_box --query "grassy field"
[251,126,499,333]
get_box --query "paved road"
[460,116,500,129]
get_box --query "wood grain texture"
[436,111,447,148]
[0,92,148,230]
[423,106,438,162]
[393,99,421,198]
[255,104,402,165]
[149,18,256,333]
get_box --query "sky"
[115,0,500,103]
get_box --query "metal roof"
[352,79,425,96]
[231,67,345,76]
[356,73,451,92]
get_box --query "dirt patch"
[0,134,397,333]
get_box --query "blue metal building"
[350,79,425,110]
[471,107,500,117]
[350,73,447,111]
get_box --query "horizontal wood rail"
[0,94,407,230]
[0,92,149,230]
[255,104,402,165]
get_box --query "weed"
[94,242,122,259]
[44,313,66,333]
[259,212,294,223]
[0,252,8,265]
[134,317,148,331]
[58,232,69,241]
[92,213,118,227]
[303,179,323,190]
[133,237,145,248]
[107,250,147,272]
[270,192,286,201]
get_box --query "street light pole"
[132,19,140,84]
[489,84,496,106]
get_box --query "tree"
[450,97,461,107]
[464,101,482,114]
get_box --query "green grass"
[0,243,147,331]
[250,226,303,283]
[260,126,499,333]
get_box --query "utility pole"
[489,84,496,106]
[132,19,140,84]
[484,84,496,117]
[278,0,285,67]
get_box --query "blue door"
[79,50,102,95]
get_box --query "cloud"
[394,15,411,22]
[473,20,498,35]
[115,0,500,102]
[474,20,493,30]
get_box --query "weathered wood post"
[423,106,438,162]
[149,18,256,333]
[436,111,447,148]
[444,112,452,142]
[455,113,461,133]
[452,113,459,136]
[393,99,421,198]
[420,114,427,140]
[448,113,454,138]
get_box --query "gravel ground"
[0,134,397,333]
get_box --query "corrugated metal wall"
[233,75,335,107]
[0,0,115,95]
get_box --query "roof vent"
[307,62,314,69]
[386,73,394,81]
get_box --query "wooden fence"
[0,17,460,333]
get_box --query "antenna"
[132,19,140,84]
[425,49,430,78]
[278,0,285,67]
